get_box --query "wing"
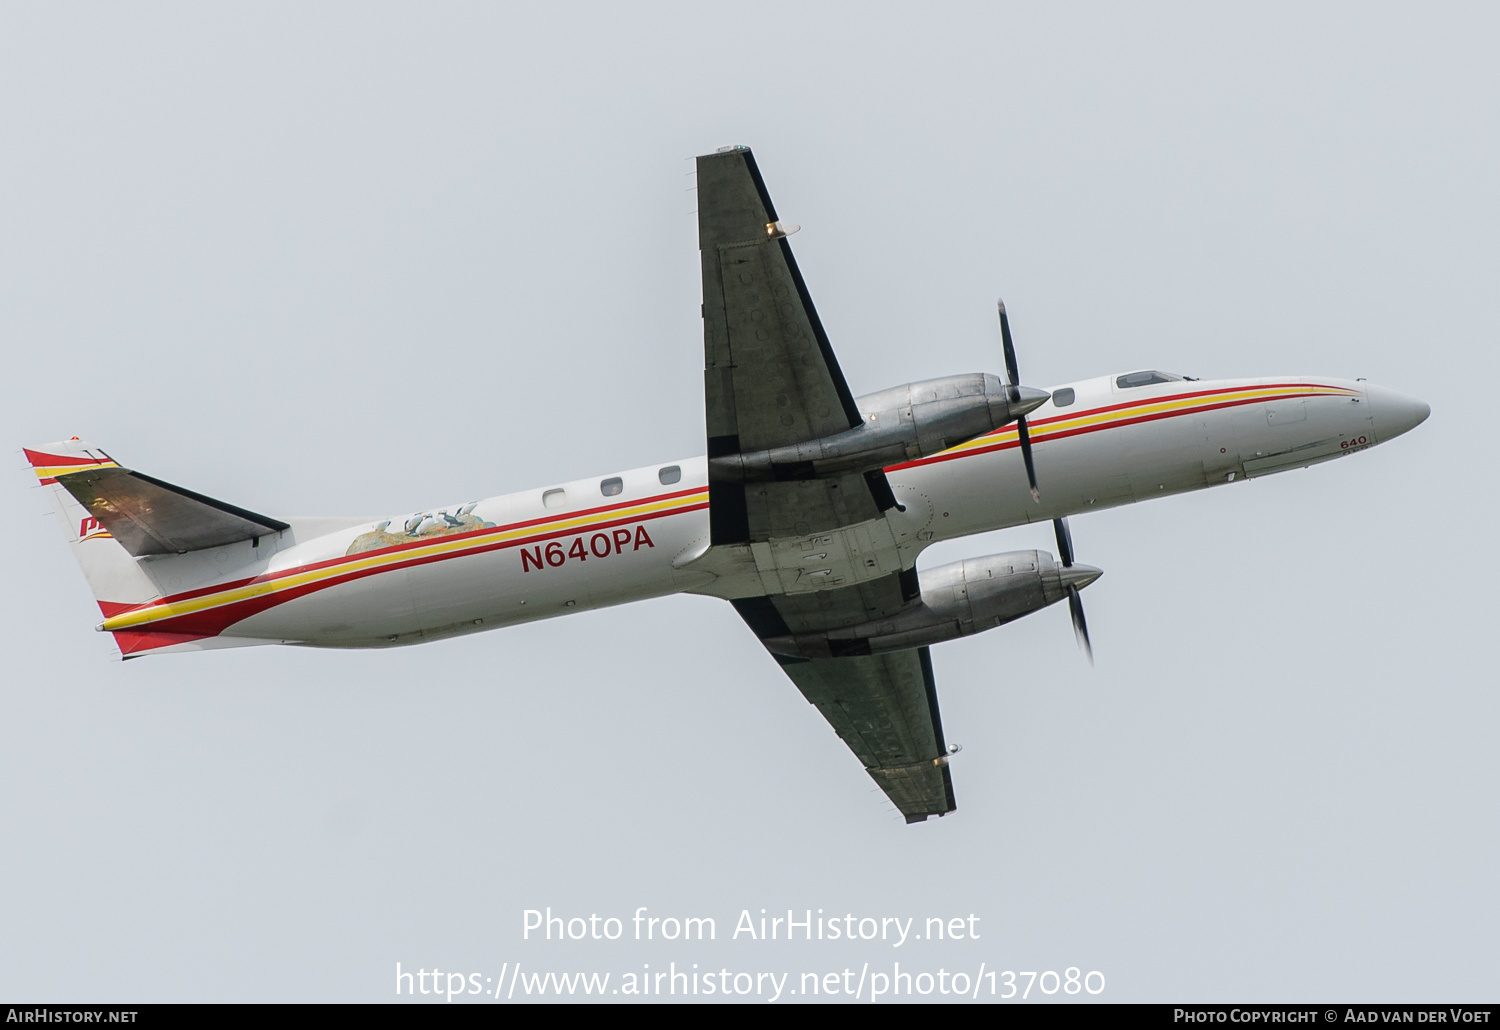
[696,146,899,546]
[736,591,956,823]
[698,147,954,822]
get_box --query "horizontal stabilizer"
[54,465,289,557]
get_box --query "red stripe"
[113,630,212,656]
[886,387,1345,472]
[110,501,709,640]
[98,486,710,616]
[91,381,1356,650]
[24,448,114,467]
[97,385,1342,626]
[1020,382,1350,431]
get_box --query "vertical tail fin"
[25,439,171,656]
[26,439,295,658]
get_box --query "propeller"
[997,300,1040,502]
[1053,516,1095,665]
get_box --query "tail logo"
[78,516,111,542]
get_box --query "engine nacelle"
[708,374,1050,482]
[763,550,1102,659]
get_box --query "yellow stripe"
[95,386,1352,632]
[34,460,119,479]
[934,386,1357,458]
[100,490,710,632]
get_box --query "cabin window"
[1052,387,1076,407]
[600,477,623,497]
[658,465,682,485]
[1116,370,1182,389]
[542,488,566,510]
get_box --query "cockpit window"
[1116,370,1183,389]
[1052,387,1076,407]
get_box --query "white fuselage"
[93,373,1426,655]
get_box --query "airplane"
[24,146,1430,824]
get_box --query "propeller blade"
[1067,585,1094,666]
[997,299,1021,398]
[1016,416,1039,502]
[1053,517,1075,567]
[1056,517,1093,663]
[997,300,1039,501]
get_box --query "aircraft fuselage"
[83,372,1427,656]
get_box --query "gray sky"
[1,2,1495,1003]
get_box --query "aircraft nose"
[1363,383,1431,444]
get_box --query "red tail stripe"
[113,630,212,656]
[23,448,114,467]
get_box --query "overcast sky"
[1,2,1495,1003]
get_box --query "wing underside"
[697,147,898,546]
[699,146,956,823]
[783,648,956,822]
[735,590,955,822]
